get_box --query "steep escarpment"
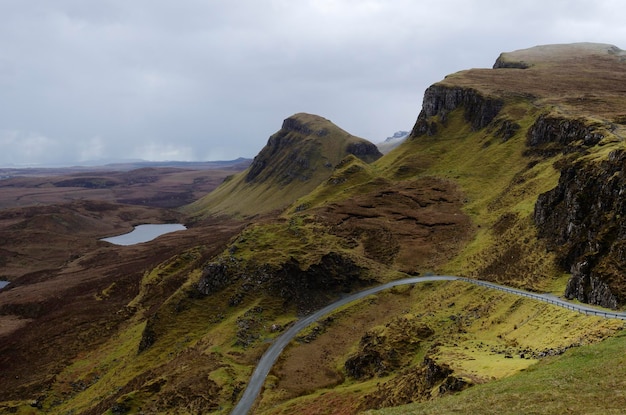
[401,43,626,308]
[526,114,608,155]
[412,85,504,136]
[535,150,626,308]
[185,113,381,217]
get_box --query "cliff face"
[411,85,503,136]
[526,114,605,155]
[535,150,626,308]
[195,252,374,315]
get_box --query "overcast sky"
[1,0,625,166]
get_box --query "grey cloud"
[0,0,624,166]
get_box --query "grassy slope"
[368,330,626,415]
[250,109,625,413]
[14,246,301,414]
[255,281,623,415]
[355,44,626,414]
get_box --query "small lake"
[101,224,187,246]
[0,281,9,289]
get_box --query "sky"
[1,0,625,166]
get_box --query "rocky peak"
[280,114,319,136]
[246,113,381,184]
[385,131,410,143]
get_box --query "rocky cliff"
[535,149,626,308]
[408,42,626,308]
[411,85,503,136]
[246,114,381,185]
[195,252,374,315]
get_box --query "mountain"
[410,42,626,308]
[376,130,410,154]
[184,112,382,218]
[3,43,626,414]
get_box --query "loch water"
[101,224,187,246]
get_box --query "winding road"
[230,275,626,415]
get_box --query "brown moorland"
[0,162,250,401]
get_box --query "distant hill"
[376,130,410,154]
[0,158,252,178]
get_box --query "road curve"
[230,275,626,415]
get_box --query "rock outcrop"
[535,149,626,308]
[358,357,470,410]
[196,252,374,314]
[344,319,434,380]
[526,114,605,155]
[411,85,503,136]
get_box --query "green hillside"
[184,112,382,218]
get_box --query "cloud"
[0,130,59,166]
[0,0,625,166]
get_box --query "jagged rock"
[344,319,434,380]
[493,55,530,69]
[274,253,373,313]
[490,118,521,141]
[565,260,618,309]
[138,315,158,353]
[438,374,470,395]
[110,402,131,414]
[358,357,470,410]
[412,85,504,136]
[526,114,604,154]
[346,141,382,163]
[535,149,626,308]
[281,115,315,135]
[385,131,410,142]
[194,252,373,314]
[197,262,232,296]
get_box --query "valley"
[0,162,249,407]
[2,43,626,414]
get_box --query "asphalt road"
[230,275,626,415]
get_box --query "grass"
[44,256,314,414]
[349,103,562,288]
[287,155,383,212]
[367,329,626,415]
[254,279,624,414]
[226,216,348,268]
[47,100,624,414]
